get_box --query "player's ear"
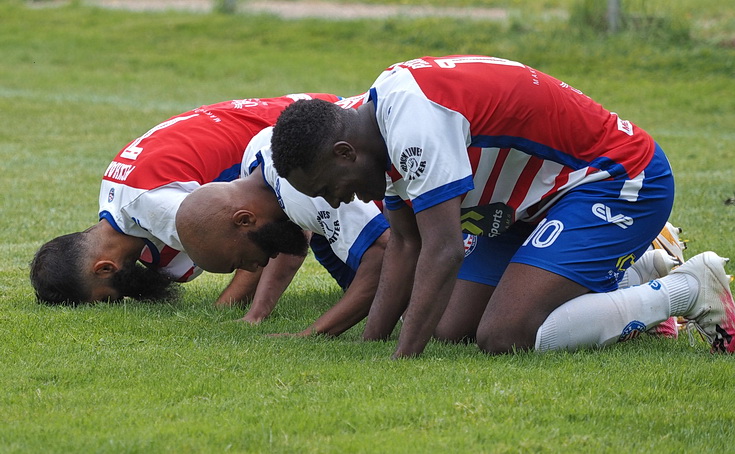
[232,209,256,228]
[333,141,356,162]
[92,260,118,278]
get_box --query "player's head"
[271,99,347,178]
[271,99,387,209]
[30,231,175,305]
[30,232,90,304]
[176,182,308,274]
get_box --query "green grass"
[1,0,735,452]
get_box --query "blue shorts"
[309,233,355,291]
[457,143,674,293]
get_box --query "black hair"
[248,219,309,258]
[30,232,176,305]
[271,99,345,178]
[29,232,90,305]
[109,261,176,302]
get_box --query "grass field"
[1,0,734,452]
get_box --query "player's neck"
[357,101,388,167]
[93,219,146,262]
[233,177,288,223]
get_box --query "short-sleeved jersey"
[371,55,656,228]
[98,94,341,282]
[242,127,389,271]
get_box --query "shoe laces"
[685,319,712,346]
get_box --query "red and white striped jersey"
[372,55,656,222]
[98,94,340,282]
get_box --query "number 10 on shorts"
[523,218,564,249]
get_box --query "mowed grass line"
[1,1,734,452]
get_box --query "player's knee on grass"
[476,318,539,354]
[434,321,476,344]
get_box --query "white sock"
[535,278,689,352]
[618,249,677,289]
[659,272,699,316]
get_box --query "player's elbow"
[433,240,465,272]
[373,229,390,251]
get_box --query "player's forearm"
[393,197,464,358]
[308,237,386,336]
[306,292,371,337]
[244,253,306,322]
[215,268,262,307]
[393,243,463,358]
[363,235,418,341]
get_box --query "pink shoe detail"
[648,316,679,339]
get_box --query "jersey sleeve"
[277,181,388,270]
[116,183,196,252]
[241,127,273,178]
[98,180,202,282]
[371,70,475,213]
[252,128,389,270]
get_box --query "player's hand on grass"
[268,327,316,338]
[235,312,266,325]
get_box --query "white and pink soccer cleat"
[674,252,735,354]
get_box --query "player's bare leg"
[476,262,589,354]
[434,280,495,343]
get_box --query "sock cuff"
[535,315,558,352]
[662,274,696,316]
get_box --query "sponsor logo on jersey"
[612,113,634,136]
[103,161,136,182]
[618,320,647,342]
[231,99,261,109]
[285,93,313,102]
[108,188,115,202]
[463,234,478,257]
[335,95,364,109]
[388,58,432,70]
[592,203,633,229]
[461,203,513,237]
[399,147,426,181]
[316,210,341,244]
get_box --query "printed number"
[522,218,564,248]
[434,56,526,69]
[120,114,199,160]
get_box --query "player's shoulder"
[242,127,275,166]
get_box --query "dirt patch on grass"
[79,0,511,20]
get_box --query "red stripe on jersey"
[177,267,196,283]
[506,156,544,210]
[158,245,180,267]
[541,166,572,201]
[522,166,574,220]
[140,245,153,264]
[478,148,510,205]
[388,165,403,182]
[468,146,482,175]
